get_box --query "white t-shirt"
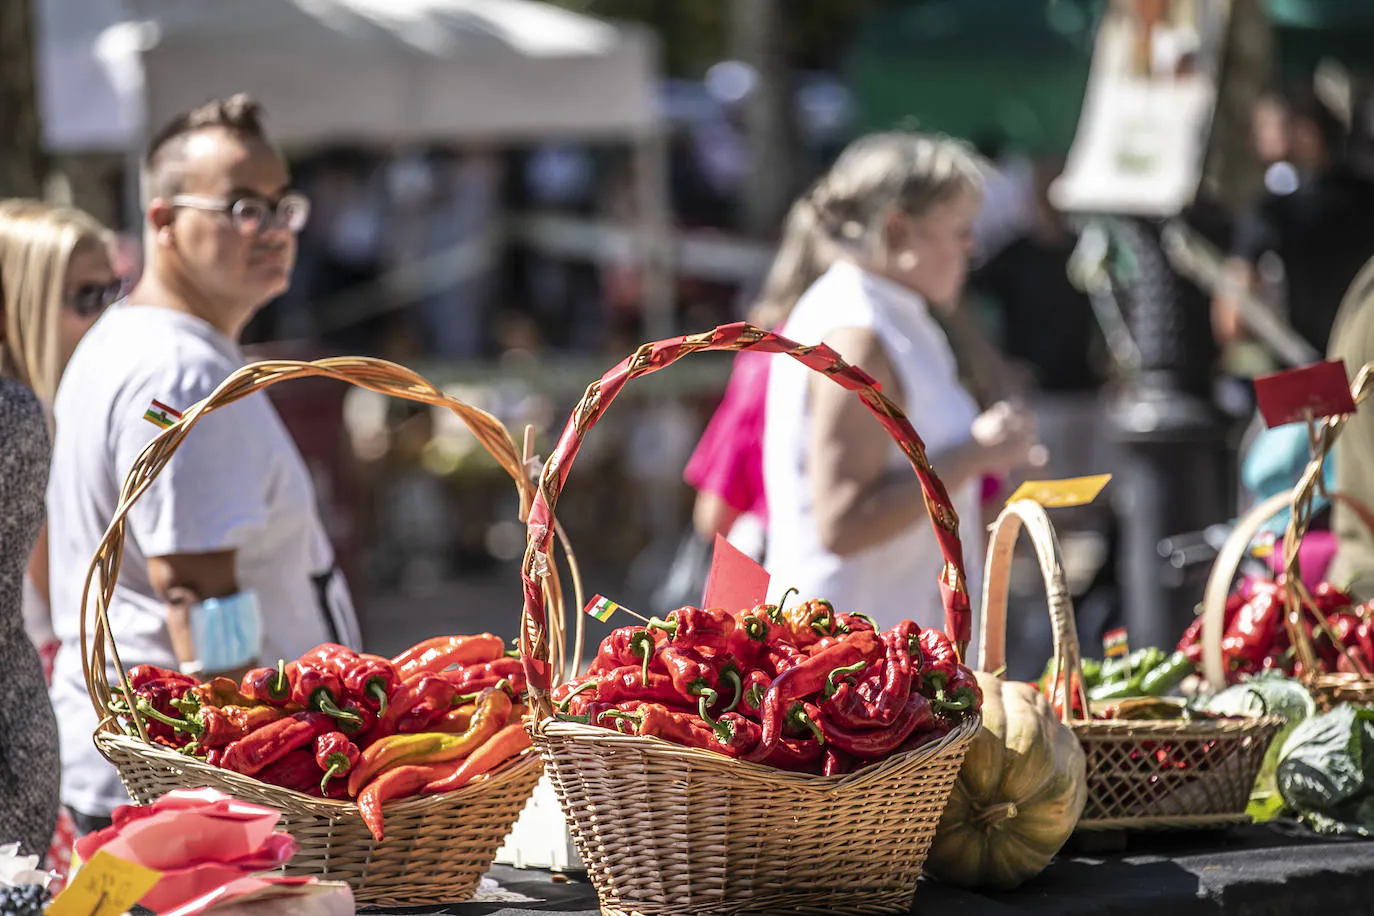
[46,304,360,816]
[764,261,984,639]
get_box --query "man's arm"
[147,551,239,672]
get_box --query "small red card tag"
[701,534,771,612]
[1254,360,1355,428]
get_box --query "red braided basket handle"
[520,322,971,705]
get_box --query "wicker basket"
[518,323,980,916]
[1200,362,1374,709]
[981,500,1283,831]
[80,357,580,906]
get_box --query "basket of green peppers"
[1040,648,1197,704]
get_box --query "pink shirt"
[684,350,769,522]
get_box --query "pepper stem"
[719,669,743,713]
[646,617,678,640]
[933,688,973,713]
[741,616,769,641]
[368,682,390,716]
[137,699,201,736]
[631,631,656,686]
[315,693,363,728]
[321,760,347,794]
[600,709,645,735]
[697,689,720,723]
[824,662,868,699]
[555,680,597,713]
[273,659,289,697]
[778,587,800,614]
[788,704,825,745]
[849,612,879,634]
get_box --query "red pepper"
[759,735,824,773]
[648,607,738,651]
[182,677,258,711]
[822,747,855,776]
[750,630,882,760]
[710,712,761,757]
[780,598,841,649]
[934,665,982,714]
[836,612,878,635]
[300,643,358,672]
[444,657,526,694]
[1177,615,1205,664]
[725,614,773,667]
[369,674,457,741]
[659,647,743,713]
[737,670,770,719]
[342,656,400,714]
[219,711,331,777]
[604,701,720,751]
[820,692,933,757]
[315,731,361,794]
[391,678,463,736]
[919,629,958,692]
[1221,588,1284,671]
[128,665,199,691]
[240,661,294,707]
[782,701,826,744]
[358,761,451,841]
[1329,614,1373,676]
[823,625,916,728]
[586,626,662,680]
[392,634,507,680]
[763,643,805,677]
[255,748,323,795]
[596,667,698,711]
[288,662,363,729]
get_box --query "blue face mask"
[190,591,263,673]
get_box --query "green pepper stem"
[741,616,769,641]
[696,689,720,723]
[788,704,825,745]
[555,680,598,713]
[933,688,973,713]
[274,659,289,697]
[137,699,201,736]
[368,682,390,716]
[600,709,645,735]
[646,617,677,640]
[778,587,800,614]
[719,669,743,713]
[824,661,868,699]
[315,693,363,728]
[321,760,346,794]
[554,711,591,724]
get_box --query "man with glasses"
[45,94,361,833]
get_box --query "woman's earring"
[895,250,919,272]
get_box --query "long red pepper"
[219,711,331,777]
[392,634,506,680]
[750,630,881,759]
[254,748,323,795]
[648,607,737,650]
[821,693,933,757]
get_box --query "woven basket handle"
[978,500,1087,725]
[519,322,972,715]
[80,356,576,745]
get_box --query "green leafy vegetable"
[1276,704,1374,835]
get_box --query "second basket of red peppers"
[550,595,982,776]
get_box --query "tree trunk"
[732,0,798,238]
[0,0,46,199]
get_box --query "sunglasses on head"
[67,279,124,318]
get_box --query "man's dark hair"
[1283,85,1348,165]
[142,94,271,202]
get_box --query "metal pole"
[1107,217,1231,650]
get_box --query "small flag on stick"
[143,399,183,429]
[1103,627,1130,660]
[584,595,622,623]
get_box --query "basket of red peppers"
[96,635,539,905]
[1200,369,1374,710]
[519,325,981,916]
[76,358,575,907]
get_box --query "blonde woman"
[0,201,117,856]
[0,201,119,656]
[764,134,1041,635]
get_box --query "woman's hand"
[971,401,1041,473]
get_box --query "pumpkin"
[925,670,1087,890]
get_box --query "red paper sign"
[1254,360,1355,428]
[702,534,771,612]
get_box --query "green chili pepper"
[1139,650,1195,697]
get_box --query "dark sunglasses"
[66,280,123,318]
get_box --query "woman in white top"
[764,133,1041,634]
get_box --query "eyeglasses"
[169,192,311,236]
[66,279,124,319]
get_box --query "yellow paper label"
[46,849,162,916]
[1007,474,1112,509]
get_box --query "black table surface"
[362,823,1374,916]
